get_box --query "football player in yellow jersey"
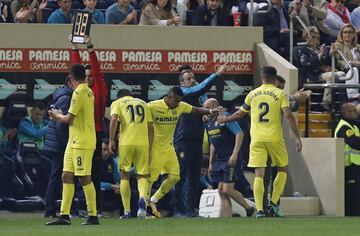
[109,89,154,219]
[47,64,98,225]
[147,87,220,217]
[218,66,302,218]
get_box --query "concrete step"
[280,197,320,216]
[300,129,332,137]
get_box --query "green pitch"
[0,216,359,236]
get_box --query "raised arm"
[182,64,227,97]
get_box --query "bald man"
[334,102,360,216]
[203,98,255,217]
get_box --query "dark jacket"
[174,74,218,143]
[0,2,12,23]
[192,5,226,26]
[254,6,290,49]
[43,86,72,153]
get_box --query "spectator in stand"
[171,0,186,25]
[71,35,108,216]
[293,26,344,108]
[351,7,360,30]
[333,24,360,113]
[139,0,181,25]
[324,0,351,38]
[1,0,13,23]
[11,0,47,23]
[47,0,72,23]
[254,0,292,60]
[288,0,333,45]
[192,0,226,26]
[0,127,17,156]
[42,76,73,218]
[83,0,105,24]
[18,102,48,149]
[105,0,137,24]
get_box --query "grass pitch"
[0,215,359,236]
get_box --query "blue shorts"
[210,160,236,185]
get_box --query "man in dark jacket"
[43,77,73,218]
[254,0,292,60]
[335,103,360,216]
[192,0,226,26]
[173,63,226,217]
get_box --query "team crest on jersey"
[172,109,177,115]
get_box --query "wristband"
[210,109,214,115]
[87,44,94,49]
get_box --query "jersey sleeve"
[147,102,155,120]
[280,91,290,108]
[179,101,193,114]
[240,93,251,113]
[144,104,153,123]
[68,89,82,116]
[110,100,119,117]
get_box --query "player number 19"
[127,105,145,123]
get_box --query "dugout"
[0,24,344,216]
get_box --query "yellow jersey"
[110,96,153,146]
[68,83,96,150]
[148,99,192,149]
[240,84,289,142]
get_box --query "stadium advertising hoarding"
[0,48,255,107]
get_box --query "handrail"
[331,50,354,81]
[289,16,311,63]
[302,83,360,137]
[303,83,360,89]
[248,0,272,26]
[295,16,311,46]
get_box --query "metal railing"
[331,50,354,81]
[289,16,311,64]
[248,0,272,26]
[302,83,360,137]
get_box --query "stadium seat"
[15,142,51,198]
[0,149,44,211]
[186,10,194,26]
[3,101,27,129]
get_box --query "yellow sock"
[137,177,149,199]
[147,181,154,203]
[82,182,97,216]
[254,177,265,212]
[152,175,179,203]
[60,183,74,216]
[120,179,131,213]
[271,172,287,205]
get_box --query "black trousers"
[345,164,360,216]
[174,140,202,216]
[92,132,103,212]
[44,150,64,215]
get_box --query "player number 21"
[127,105,145,123]
[258,102,270,122]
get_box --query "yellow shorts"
[248,141,288,168]
[119,145,149,175]
[63,146,94,176]
[149,147,179,182]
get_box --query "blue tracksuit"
[205,113,242,184]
